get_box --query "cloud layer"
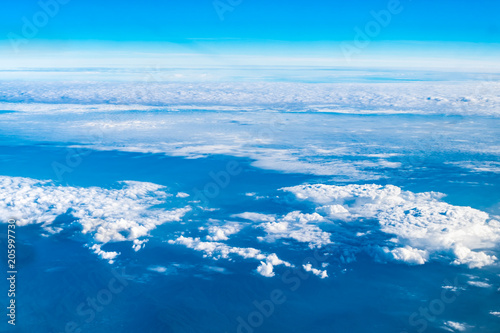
[1,80,499,116]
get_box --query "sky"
[0,0,499,69]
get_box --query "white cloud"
[443,321,468,332]
[148,265,168,274]
[283,184,500,268]
[317,204,351,221]
[235,210,331,248]
[176,192,190,198]
[0,176,191,260]
[232,212,276,223]
[490,311,500,318]
[90,244,119,264]
[467,280,492,288]
[206,222,242,241]
[2,79,499,183]
[258,211,331,248]
[441,285,464,293]
[132,239,149,252]
[257,261,276,277]
[303,263,328,279]
[168,236,292,277]
[452,245,496,268]
[375,246,428,265]
[202,266,228,274]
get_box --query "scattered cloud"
[303,263,328,279]
[443,321,468,332]
[467,280,492,288]
[168,236,292,277]
[206,222,242,241]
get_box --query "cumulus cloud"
[257,211,331,248]
[317,204,351,221]
[235,210,332,248]
[452,245,496,268]
[206,222,242,241]
[232,212,276,222]
[303,263,328,279]
[132,239,149,252]
[2,175,498,275]
[90,244,119,264]
[257,261,276,277]
[374,246,429,265]
[168,236,292,277]
[283,184,500,268]
[0,176,191,260]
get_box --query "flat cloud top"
[1,80,499,116]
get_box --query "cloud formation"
[205,222,242,241]
[303,263,328,279]
[3,175,498,275]
[0,176,191,259]
[168,236,292,277]
[236,211,332,248]
[283,184,500,268]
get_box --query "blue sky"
[1,0,499,69]
[2,0,499,43]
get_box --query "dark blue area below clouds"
[2,224,500,333]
